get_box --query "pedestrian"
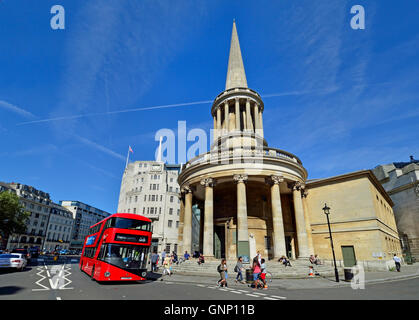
[171,251,178,264]
[234,256,245,284]
[260,258,267,289]
[163,254,172,276]
[198,253,205,265]
[256,250,262,266]
[217,259,228,287]
[151,251,159,272]
[393,254,401,272]
[161,249,166,266]
[184,251,190,260]
[252,257,261,289]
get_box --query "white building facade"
[59,200,111,251]
[44,203,74,251]
[4,182,52,250]
[117,161,182,254]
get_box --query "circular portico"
[178,21,313,261]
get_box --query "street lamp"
[322,203,339,282]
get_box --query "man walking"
[151,251,159,272]
[393,254,401,272]
[235,256,245,284]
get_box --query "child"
[260,258,267,289]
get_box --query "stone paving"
[149,263,419,290]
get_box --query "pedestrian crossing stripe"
[263,297,279,300]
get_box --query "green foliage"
[0,191,30,238]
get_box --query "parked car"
[0,253,27,271]
[59,249,69,255]
[11,248,31,261]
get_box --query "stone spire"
[225,20,248,90]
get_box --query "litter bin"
[246,269,253,284]
[344,267,354,282]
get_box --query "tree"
[0,191,30,248]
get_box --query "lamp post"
[322,203,339,282]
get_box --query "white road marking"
[253,292,267,296]
[230,291,243,294]
[270,295,287,300]
[245,294,260,297]
[263,297,279,300]
[238,290,249,293]
[32,267,50,291]
[196,284,206,287]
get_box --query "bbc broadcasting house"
[117,161,200,256]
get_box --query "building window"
[159,207,162,214]
[166,244,171,253]
[176,221,179,228]
[133,208,137,214]
[169,208,173,215]
[168,220,172,227]
[170,196,174,203]
[150,208,154,214]
[177,209,180,216]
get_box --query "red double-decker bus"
[80,213,152,282]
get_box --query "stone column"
[217,107,222,132]
[245,99,253,131]
[201,178,215,258]
[182,186,193,255]
[224,101,229,133]
[177,193,185,252]
[259,111,264,138]
[235,98,240,131]
[213,116,217,142]
[290,182,310,258]
[254,103,260,132]
[234,174,250,259]
[302,189,315,255]
[267,175,287,259]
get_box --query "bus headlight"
[141,271,147,278]
[104,272,111,277]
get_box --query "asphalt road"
[1,256,418,300]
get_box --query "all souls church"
[177,22,402,270]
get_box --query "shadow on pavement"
[0,286,24,295]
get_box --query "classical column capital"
[270,175,284,185]
[181,185,193,194]
[233,174,248,183]
[288,181,305,191]
[235,97,240,103]
[200,178,215,188]
[302,188,309,198]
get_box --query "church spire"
[225,20,248,90]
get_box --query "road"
[1,256,418,300]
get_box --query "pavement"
[151,263,419,290]
[1,255,419,300]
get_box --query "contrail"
[17,100,214,125]
[16,88,336,126]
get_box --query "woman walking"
[252,257,261,289]
[217,259,228,287]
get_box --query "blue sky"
[0,0,418,213]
